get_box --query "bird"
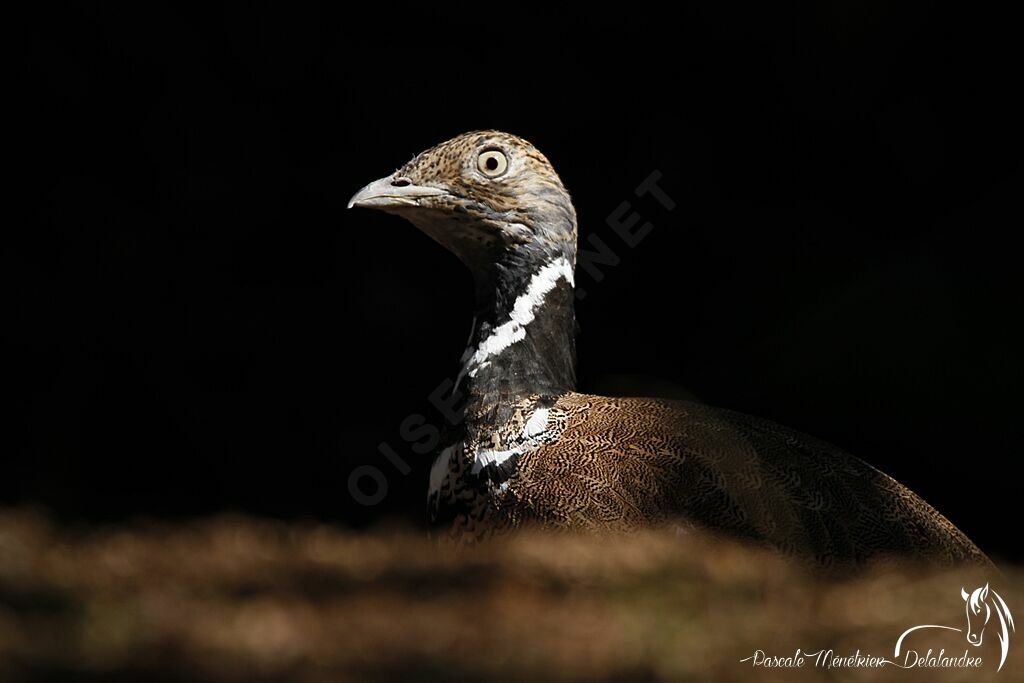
[348,130,989,568]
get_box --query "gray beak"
[347,174,448,210]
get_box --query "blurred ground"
[0,509,1019,683]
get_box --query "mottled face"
[349,131,577,274]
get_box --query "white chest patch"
[523,407,550,438]
[428,445,456,498]
[465,258,574,378]
[471,446,521,473]
[470,406,552,475]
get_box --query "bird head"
[348,131,577,277]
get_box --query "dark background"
[12,3,1022,560]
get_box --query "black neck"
[461,245,577,432]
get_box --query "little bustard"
[349,131,988,567]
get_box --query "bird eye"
[477,150,508,178]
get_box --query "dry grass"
[0,508,1019,682]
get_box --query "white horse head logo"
[962,583,1015,664]
[896,583,1015,672]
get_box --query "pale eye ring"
[477,149,508,177]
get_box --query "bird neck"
[459,246,577,432]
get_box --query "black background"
[13,3,1022,561]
